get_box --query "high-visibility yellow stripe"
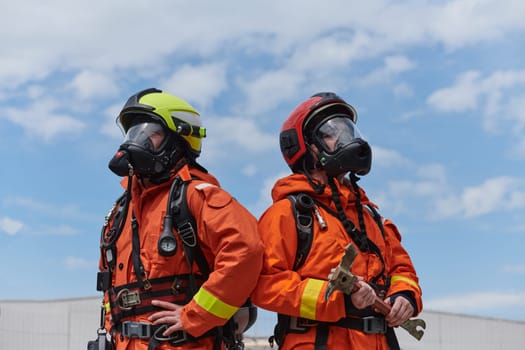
[391,275,420,290]
[193,288,238,320]
[105,302,110,312]
[299,279,324,320]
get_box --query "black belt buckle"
[121,321,151,339]
[154,325,190,346]
[168,330,190,346]
[362,316,387,334]
[289,317,317,332]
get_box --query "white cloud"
[427,70,525,131]
[69,70,119,100]
[433,176,525,219]
[425,291,525,313]
[361,55,416,85]
[1,0,524,93]
[427,70,482,112]
[206,116,276,153]
[161,63,228,110]
[0,217,24,235]
[393,82,414,98]
[372,145,412,168]
[240,68,305,116]
[100,103,123,140]
[428,0,525,49]
[398,109,424,121]
[3,98,85,142]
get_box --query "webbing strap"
[386,327,401,350]
[314,324,328,350]
[169,178,210,296]
[327,177,369,252]
[287,193,314,271]
[131,213,151,290]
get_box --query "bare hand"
[350,280,376,309]
[148,300,184,336]
[384,296,414,327]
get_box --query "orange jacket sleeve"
[382,218,423,314]
[180,183,264,336]
[251,199,348,323]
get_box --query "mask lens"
[125,122,165,152]
[316,116,362,153]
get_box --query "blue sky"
[1,0,525,325]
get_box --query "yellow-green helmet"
[117,88,206,157]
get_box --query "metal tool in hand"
[325,244,426,340]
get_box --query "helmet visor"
[124,122,166,152]
[315,116,364,153]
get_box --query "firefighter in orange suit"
[251,92,422,349]
[98,88,263,350]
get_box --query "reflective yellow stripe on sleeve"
[193,288,238,320]
[299,278,324,320]
[391,275,420,290]
[105,302,110,312]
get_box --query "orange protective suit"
[99,164,264,350]
[251,173,422,350]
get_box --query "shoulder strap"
[287,193,315,271]
[100,191,129,272]
[168,177,211,296]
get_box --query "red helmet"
[280,92,358,172]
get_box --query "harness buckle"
[121,321,151,339]
[116,288,141,310]
[362,316,387,334]
[154,325,190,345]
[289,317,317,332]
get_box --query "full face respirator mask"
[309,116,372,177]
[108,121,173,178]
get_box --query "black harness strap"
[167,177,242,350]
[101,186,131,272]
[131,213,151,290]
[287,193,315,271]
[314,324,329,350]
[169,177,210,298]
[327,177,370,252]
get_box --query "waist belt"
[108,274,204,324]
[335,316,387,334]
[116,321,198,346]
[290,315,387,334]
